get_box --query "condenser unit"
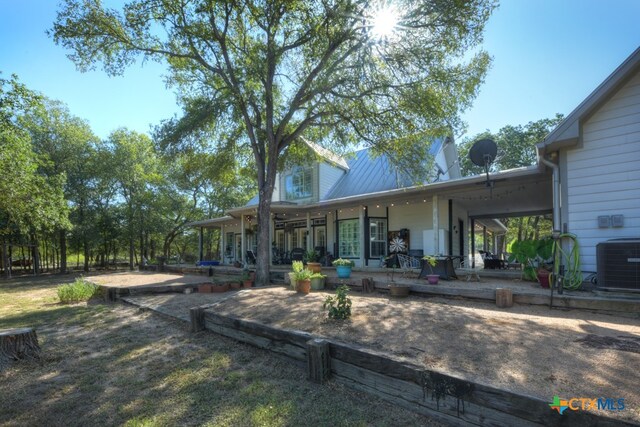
[596,239,640,292]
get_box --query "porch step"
[269,271,285,283]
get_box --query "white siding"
[388,202,434,253]
[565,72,640,273]
[319,162,345,199]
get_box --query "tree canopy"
[52,0,497,283]
[458,114,564,176]
[0,75,70,237]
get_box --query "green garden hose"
[552,233,582,290]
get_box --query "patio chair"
[246,250,257,265]
[397,253,421,278]
[290,247,305,262]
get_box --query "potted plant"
[508,237,554,287]
[198,283,213,293]
[310,272,326,291]
[422,255,439,285]
[305,249,322,274]
[332,258,354,278]
[289,260,304,290]
[241,271,253,288]
[211,280,230,293]
[387,265,409,297]
[294,268,312,294]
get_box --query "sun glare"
[370,4,399,41]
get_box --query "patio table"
[418,256,459,280]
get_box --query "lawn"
[0,274,439,427]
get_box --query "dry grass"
[0,275,442,427]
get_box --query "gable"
[539,47,640,152]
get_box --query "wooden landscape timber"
[199,307,634,426]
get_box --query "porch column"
[306,212,312,252]
[198,227,204,262]
[269,216,274,265]
[471,218,476,269]
[241,215,246,264]
[359,206,365,267]
[221,226,226,264]
[483,226,487,252]
[432,195,440,255]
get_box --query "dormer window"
[285,167,312,200]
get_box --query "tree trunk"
[31,235,40,275]
[83,239,90,272]
[129,237,134,270]
[150,239,156,261]
[256,174,277,286]
[2,241,9,279]
[0,328,41,370]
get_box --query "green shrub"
[323,285,352,320]
[57,278,99,303]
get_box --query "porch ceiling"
[447,172,552,218]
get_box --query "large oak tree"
[52,0,496,284]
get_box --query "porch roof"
[193,165,552,227]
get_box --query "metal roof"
[325,148,413,200]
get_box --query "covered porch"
[190,165,552,270]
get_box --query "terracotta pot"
[249,271,256,281]
[307,262,322,274]
[211,283,230,293]
[537,269,550,288]
[198,284,212,293]
[296,279,311,294]
[242,280,254,289]
[389,283,410,297]
[426,274,439,285]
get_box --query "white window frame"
[339,219,360,258]
[369,218,387,259]
[285,167,312,200]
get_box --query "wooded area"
[1,75,256,277]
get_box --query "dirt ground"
[93,272,640,423]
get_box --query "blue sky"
[1,0,639,141]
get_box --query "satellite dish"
[469,138,497,167]
[469,138,498,190]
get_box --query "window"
[369,218,387,258]
[339,219,360,258]
[285,167,312,200]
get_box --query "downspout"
[538,152,561,236]
[539,150,562,298]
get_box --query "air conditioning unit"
[596,239,640,292]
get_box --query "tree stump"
[495,288,513,308]
[362,277,375,293]
[0,328,41,370]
